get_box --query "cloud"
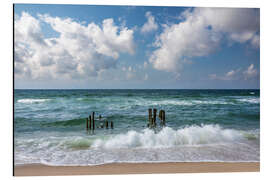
[150,8,260,73]
[143,61,148,68]
[141,11,158,34]
[250,35,260,48]
[144,73,149,81]
[125,67,149,81]
[243,64,258,80]
[15,12,47,47]
[209,69,240,81]
[14,12,135,80]
[209,64,258,81]
[96,64,149,82]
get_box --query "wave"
[238,98,259,104]
[63,137,94,150]
[42,118,86,127]
[110,99,233,109]
[17,98,51,104]
[131,97,260,107]
[14,124,260,166]
[92,125,258,149]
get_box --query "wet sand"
[14,162,260,176]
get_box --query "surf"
[92,125,258,149]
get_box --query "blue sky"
[14,4,260,89]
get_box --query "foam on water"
[17,98,51,103]
[92,125,251,149]
[238,98,260,104]
[141,99,232,106]
[107,99,234,111]
[15,124,259,166]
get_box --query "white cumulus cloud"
[243,64,258,80]
[209,69,241,81]
[209,64,259,81]
[141,11,158,34]
[14,12,135,80]
[150,8,260,73]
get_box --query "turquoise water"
[14,89,260,165]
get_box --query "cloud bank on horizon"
[14,5,260,89]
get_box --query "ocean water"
[14,89,260,166]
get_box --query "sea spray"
[92,125,252,149]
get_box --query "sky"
[14,4,260,89]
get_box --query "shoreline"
[14,162,260,176]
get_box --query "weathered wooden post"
[105,121,109,129]
[158,110,162,126]
[148,108,152,127]
[86,118,88,130]
[159,110,165,126]
[92,112,95,130]
[151,117,154,128]
[111,121,114,129]
[89,115,92,130]
[153,108,157,127]
[159,110,162,120]
[162,110,166,126]
[98,115,102,128]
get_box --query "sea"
[14,89,260,166]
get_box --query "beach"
[15,162,259,176]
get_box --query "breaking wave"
[92,125,258,149]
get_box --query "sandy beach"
[14,162,260,176]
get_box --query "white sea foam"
[150,99,230,106]
[17,98,51,103]
[14,126,260,166]
[108,99,232,110]
[238,98,260,104]
[92,125,250,149]
[130,98,258,107]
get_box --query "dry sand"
[14,162,259,176]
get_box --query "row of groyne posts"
[147,108,166,128]
[86,109,166,131]
[86,112,113,131]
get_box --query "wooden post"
[89,115,92,130]
[159,110,164,125]
[105,121,109,129]
[86,118,88,130]
[92,112,95,130]
[148,109,152,126]
[162,110,165,126]
[159,110,162,120]
[111,121,114,129]
[98,115,102,128]
[153,108,157,126]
